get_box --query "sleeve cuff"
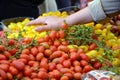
[88,0,108,22]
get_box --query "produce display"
[0,11,120,80]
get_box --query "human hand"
[26,16,65,32]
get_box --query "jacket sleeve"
[88,0,120,23]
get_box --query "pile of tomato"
[0,29,105,80]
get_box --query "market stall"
[0,11,120,80]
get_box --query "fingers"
[35,25,52,32]
[26,17,47,26]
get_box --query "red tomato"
[38,46,45,53]
[80,60,88,67]
[56,64,63,71]
[6,72,13,80]
[77,48,84,54]
[44,49,52,57]
[16,72,23,79]
[31,47,39,56]
[52,70,61,79]
[50,46,57,52]
[62,53,69,60]
[36,52,44,61]
[20,53,30,61]
[33,62,39,68]
[79,53,90,61]
[0,60,10,65]
[48,62,56,71]
[61,40,68,46]
[83,65,93,73]
[58,45,69,53]
[49,51,62,60]
[38,71,49,79]
[28,61,35,67]
[8,39,16,46]
[70,52,79,61]
[9,66,18,75]
[0,68,7,79]
[64,72,73,79]
[49,30,57,40]
[73,60,80,66]
[52,58,59,63]
[54,40,61,47]
[58,57,65,64]
[73,72,82,80]
[44,34,50,42]
[0,45,5,51]
[63,59,71,68]
[12,60,25,70]
[8,48,18,55]
[69,48,77,53]
[60,76,69,80]
[60,68,72,73]
[31,72,38,79]
[62,22,68,29]
[22,48,30,54]
[93,62,102,69]
[89,43,97,50]
[58,30,65,39]
[0,54,6,60]
[24,68,33,76]
[4,51,11,59]
[0,64,9,72]
[40,61,48,70]
[74,66,82,73]
[29,54,35,61]
[18,58,27,64]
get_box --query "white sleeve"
[88,0,120,22]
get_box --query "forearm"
[65,7,94,26]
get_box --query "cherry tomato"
[58,45,69,53]
[74,66,82,73]
[0,64,9,72]
[8,39,16,46]
[38,46,45,53]
[36,52,44,61]
[58,30,65,39]
[73,60,80,66]
[80,60,88,67]
[0,68,7,79]
[48,62,56,71]
[6,72,13,80]
[31,47,39,56]
[0,54,6,60]
[22,48,30,54]
[60,75,69,80]
[38,71,49,79]
[83,65,93,73]
[44,49,52,57]
[64,72,73,79]
[93,62,102,69]
[62,22,68,29]
[49,30,57,40]
[12,60,25,70]
[52,70,60,79]
[63,59,71,68]
[73,72,82,80]
[9,66,18,75]
[0,45,5,51]
[79,53,90,61]
[89,43,97,50]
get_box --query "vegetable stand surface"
[0,11,120,80]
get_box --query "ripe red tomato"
[9,66,18,75]
[79,53,90,61]
[52,70,61,79]
[58,45,69,53]
[48,62,56,71]
[6,72,13,80]
[58,30,65,39]
[31,47,39,56]
[36,52,44,61]
[64,72,73,79]
[63,59,71,68]
[22,48,30,54]
[60,75,69,80]
[44,49,52,57]
[38,46,45,53]
[83,65,93,73]
[73,72,82,80]
[0,45,5,51]
[38,71,49,79]
[50,51,62,60]
[49,30,57,40]
[89,43,97,50]
[93,62,102,69]
[74,66,82,73]
[0,64,9,72]
[62,22,68,29]
[8,39,16,46]
[0,68,7,79]
[73,60,80,66]
[4,51,11,59]
[80,60,88,67]
[0,54,6,60]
